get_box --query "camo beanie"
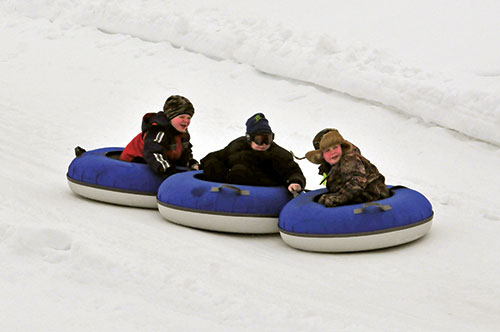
[245,113,273,134]
[163,95,195,120]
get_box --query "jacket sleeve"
[178,141,197,168]
[272,148,306,188]
[142,127,172,175]
[200,143,233,182]
[321,155,367,206]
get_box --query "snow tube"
[278,186,433,252]
[157,171,294,234]
[67,147,164,208]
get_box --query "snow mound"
[2,0,499,145]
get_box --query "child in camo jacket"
[305,129,389,207]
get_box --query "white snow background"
[1,1,499,331]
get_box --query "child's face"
[249,133,272,151]
[323,145,342,165]
[170,114,191,133]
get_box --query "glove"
[153,153,174,175]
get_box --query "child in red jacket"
[120,95,198,177]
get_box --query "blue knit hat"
[245,113,273,134]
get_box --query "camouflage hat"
[163,95,195,120]
[305,129,352,164]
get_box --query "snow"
[0,1,499,331]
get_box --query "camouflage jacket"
[317,143,361,180]
[318,150,389,207]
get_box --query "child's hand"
[190,163,199,170]
[288,183,302,193]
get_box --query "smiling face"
[322,144,342,165]
[170,114,191,133]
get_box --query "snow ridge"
[3,0,499,145]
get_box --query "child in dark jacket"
[305,129,389,207]
[200,113,305,193]
[120,95,198,177]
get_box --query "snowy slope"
[2,0,500,146]
[1,2,499,331]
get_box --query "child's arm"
[272,149,306,190]
[199,147,230,182]
[320,156,367,207]
[178,141,198,169]
[142,127,173,175]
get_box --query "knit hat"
[305,129,352,164]
[245,113,273,134]
[163,95,195,121]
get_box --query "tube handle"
[210,184,250,196]
[353,202,392,214]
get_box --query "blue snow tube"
[278,186,433,252]
[67,147,164,208]
[157,171,294,233]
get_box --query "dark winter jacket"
[318,149,389,207]
[200,136,306,188]
[120,112,197,176]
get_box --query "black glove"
[153,153,174,175]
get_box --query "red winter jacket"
[120,112,196,176]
